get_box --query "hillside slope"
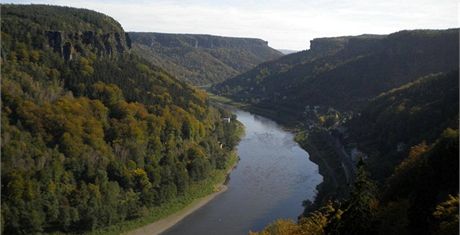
[129,32,282,85]
[213,29,458,119]
[218,29,459,235]
[1,5,242,234]
[347,71,459,179]
[249,52,458,235]
[253,129,459,235]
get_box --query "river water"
[163,110,322,235]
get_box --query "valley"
[1,3,458,235]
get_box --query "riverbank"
[208,94,351,214]
[294,130,350,213]
[126,157,240,235]
[86,151,240,235]
[207,93,301,132]
[160,109,322,235]
[126,185,228,235]
[247,106,352,212]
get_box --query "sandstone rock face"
[45,30,131,60]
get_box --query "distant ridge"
[213,28,458,113]
[277,49,299,54]
[129,32,282,85]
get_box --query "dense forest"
[347,71,459,180]
[1,3,458,235]
[252,129,458,235]
[212,29,458,115]
[1,5,243,234]
[129,32,282,86]
[212,29,459,234]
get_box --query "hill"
[212,29,458,120]
[248,66,458,235]
[214,29,459,235]
[129,32,282,85]
[1,4,242,234]
[253,129,459,235]
[347,71,459,180]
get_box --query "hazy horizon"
[4,0,458,50]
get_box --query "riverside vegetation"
[1,5,243,234]
[214,29,459,234]
[1,3,458,235]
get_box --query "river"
[163,110,322,235]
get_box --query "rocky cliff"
[45,31,130,60]
[2,4,131,60]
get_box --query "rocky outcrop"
[131,32,269,50]
[45,30,131,61]
[309,34,385,56]
[309,37,349,54]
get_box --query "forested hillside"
[1,5,242,234]
[215,29,459,235]
[250,72,459,234]
[213,29,458,117]
[1,3,458,235]
[253,129,459,235]
[347,71,459,180]
[129,32,282,85]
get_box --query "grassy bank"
[208,93,302,132]
[207,92,247,108]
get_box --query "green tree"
[328,159,379,235]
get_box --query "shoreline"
[210,95,346,214]
[119,113,244,235]
[124,154,240,235]
[125,185,229,235]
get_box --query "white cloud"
[5,0,459,50]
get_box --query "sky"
[4,0,459,50]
